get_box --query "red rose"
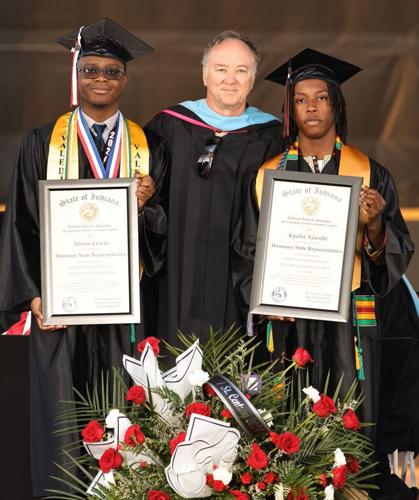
[203,383,217,397]
[312,394,337,417]
[319,473,327,488]
[124,424,145,447]
[333,465,347,489]
[292,347,313,367]
[212,480,226,492]
[264,471,279,483]
[270,431,300,455]
[246,443,269,470]
[125,385,146,406]
[241,472,253,484]
[169,431,187,454]
[342,409,360,430]
[81,420,104,443]
[185,402,212,418]
[347,455,360,474]
[99,448,123,473]
[147,491,171,500]
[221,407,233,419]
[229,491,249,500]
[257,481,266,490]
[137,336,161,355]
[206,473,214,486]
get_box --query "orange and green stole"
[256,137,375,380]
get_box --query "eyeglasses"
[77,64,126,80]
[197,136,222,178]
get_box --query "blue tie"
[92,123,106,156]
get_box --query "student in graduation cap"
[145,31,282,349]
[233,48,418,498]
[0,18,167,496]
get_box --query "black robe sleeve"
[0,127,49,312]
[138,129,168,277]
[363,160,415,295]
[230,173,260,319]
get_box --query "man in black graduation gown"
[0,18,167,497]
[145,31,282,348]
[234,48,417,499]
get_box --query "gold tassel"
[354,336,360,370]
[267,321,274,353]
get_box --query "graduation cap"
[57,18,153,106]
[265,48,361,138]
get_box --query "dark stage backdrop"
[0,0,418,287]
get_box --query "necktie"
[312,155,320,173]
[92,123,106,157]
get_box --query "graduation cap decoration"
[265,48,361,138]
[57,18,153,106]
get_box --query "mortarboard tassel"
[130,324,136,344]
[70,26,84,107]
[282,63,292,138]
[266,320,274,353]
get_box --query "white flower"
[324,484,334,499]
[188,369,209,386]
[258,408,274,427]
[303,386,321,403]
[274,483,285,500]
[333,448,346,467]
[213,466,232,485]
[105,409,125,429]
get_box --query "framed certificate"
[250,170,362,322]
[39,178,140,325]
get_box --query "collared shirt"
[80,110,119,142]
[303,155,332,173]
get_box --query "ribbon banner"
[207,374,270,436]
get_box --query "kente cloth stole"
[46,109,149,180]
[352,293,377,380]
[255,137,371,292]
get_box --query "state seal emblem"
[79,202,99,222]
[301,196,320,216]
[271,287,287,303]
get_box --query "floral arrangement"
[51,330,375,499]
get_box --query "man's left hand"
[135,173,155,211]
[360,185,386,243]
[360,186,385,225]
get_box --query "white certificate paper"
[49,188,130,315]
[261,180,351,311]
[40,178,140,325]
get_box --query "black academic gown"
[0,118,167,497]
[232,153,415,444]
[145,105,282,348]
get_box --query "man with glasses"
[145,31,282,349]
[0,18,167,496]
